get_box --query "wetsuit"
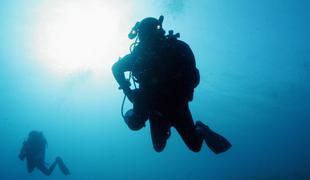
[112,38,203,152]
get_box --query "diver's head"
[128,16,165,45]
[28,131,45,143]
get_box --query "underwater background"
[1,0,309,179]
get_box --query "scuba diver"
[112,16,232,154]
[19,131,70,176]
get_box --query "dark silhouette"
[19,131,70,176]
[112,16,232,154]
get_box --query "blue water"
[1,0,309,179]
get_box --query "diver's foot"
[196,121,232,154]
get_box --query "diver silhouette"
[19,131,70,176]
[112,16,232,153]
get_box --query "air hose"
[121,37,139,119]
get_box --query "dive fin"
[196,121,232,154]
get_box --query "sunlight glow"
[33,0,132,76]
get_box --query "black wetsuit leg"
[36,160,58,176]
[166,101,204,152]
[149,112,171,152]
[27,160,36,173]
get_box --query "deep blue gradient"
[1,0,309,179]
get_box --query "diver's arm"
[112,54,134,91]
[19,141,27,161]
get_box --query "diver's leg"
[36,159,57,176]
[170,102,204,152]
[56,157,70,175]
[26,160,35,173]
[149,111,171,152]
[172,102,232,154]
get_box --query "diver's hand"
[123,88,138,103]
[19,142,27,161]
[19,154,25,161]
